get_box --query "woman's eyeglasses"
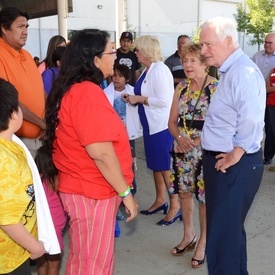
[101,49,117,55]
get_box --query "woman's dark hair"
[43,35,66,68]
[52,46,66,67]
[114,64,131,83]
[35,144,58,191]
[0,78,19,132]
[0,7,29,37]
[45,29,110,151]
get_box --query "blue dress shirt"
[201,48,266,154]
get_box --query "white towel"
[12,135,61,255]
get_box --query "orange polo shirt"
[0,38,45,138]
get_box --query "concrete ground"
[32,137,275,275]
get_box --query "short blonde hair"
[135,35,163,62]
[181,43,206,64]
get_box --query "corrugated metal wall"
[0,0,72,19]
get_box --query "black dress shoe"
[263,159,272,165]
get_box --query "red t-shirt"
[268,68,275,106]
[53,81,133,199]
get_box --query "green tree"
[234,0,275,51]
[192,26,201,43]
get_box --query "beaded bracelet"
[119,186,131,198]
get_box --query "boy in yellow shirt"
[0,78,45,275]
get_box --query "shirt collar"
[262,50,275,57]
[0,37,27,62]
[174,50,180,57]
[219,48,243,74]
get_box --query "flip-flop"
[116,210,126,220]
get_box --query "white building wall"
[127,0,199,58]
[24,0,260,60]
[26,0,117,60]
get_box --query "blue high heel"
[140,202,168,215]
[156,210,183,226]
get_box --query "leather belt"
[203,149,261,156]
[202,150,224,156]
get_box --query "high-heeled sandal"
[171,235,197,256]
[191,255,205,268]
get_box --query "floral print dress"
[169,78,218,204]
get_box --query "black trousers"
[263,108,275,161]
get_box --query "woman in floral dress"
[168,43,218,268]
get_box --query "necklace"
[181,79,193,138]
[180,74,208,138]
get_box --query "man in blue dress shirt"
[199,17,266,275]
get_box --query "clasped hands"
[175,136,197,154]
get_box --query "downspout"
[138,0,141,36]
[57,0,68,40]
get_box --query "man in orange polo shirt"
[0,7,45,156]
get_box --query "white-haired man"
[200,17,265,275]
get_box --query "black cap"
[120,32,133,41]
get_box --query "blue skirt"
[143,128,173,171]
[134,71,173,171]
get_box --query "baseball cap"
[120,32,133,41]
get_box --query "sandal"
[171,235,197,256]
[191,255,205,268]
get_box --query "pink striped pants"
[59,192,121,275]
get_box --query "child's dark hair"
[35,144,58,191]
[113,64,131,83]
[0,78,19,132]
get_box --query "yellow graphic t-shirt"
[0,138,37,273]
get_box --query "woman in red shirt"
[45,29,138,275]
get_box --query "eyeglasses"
[101,49,117,55]
[264,41,273,45]
[135,48,141,53]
